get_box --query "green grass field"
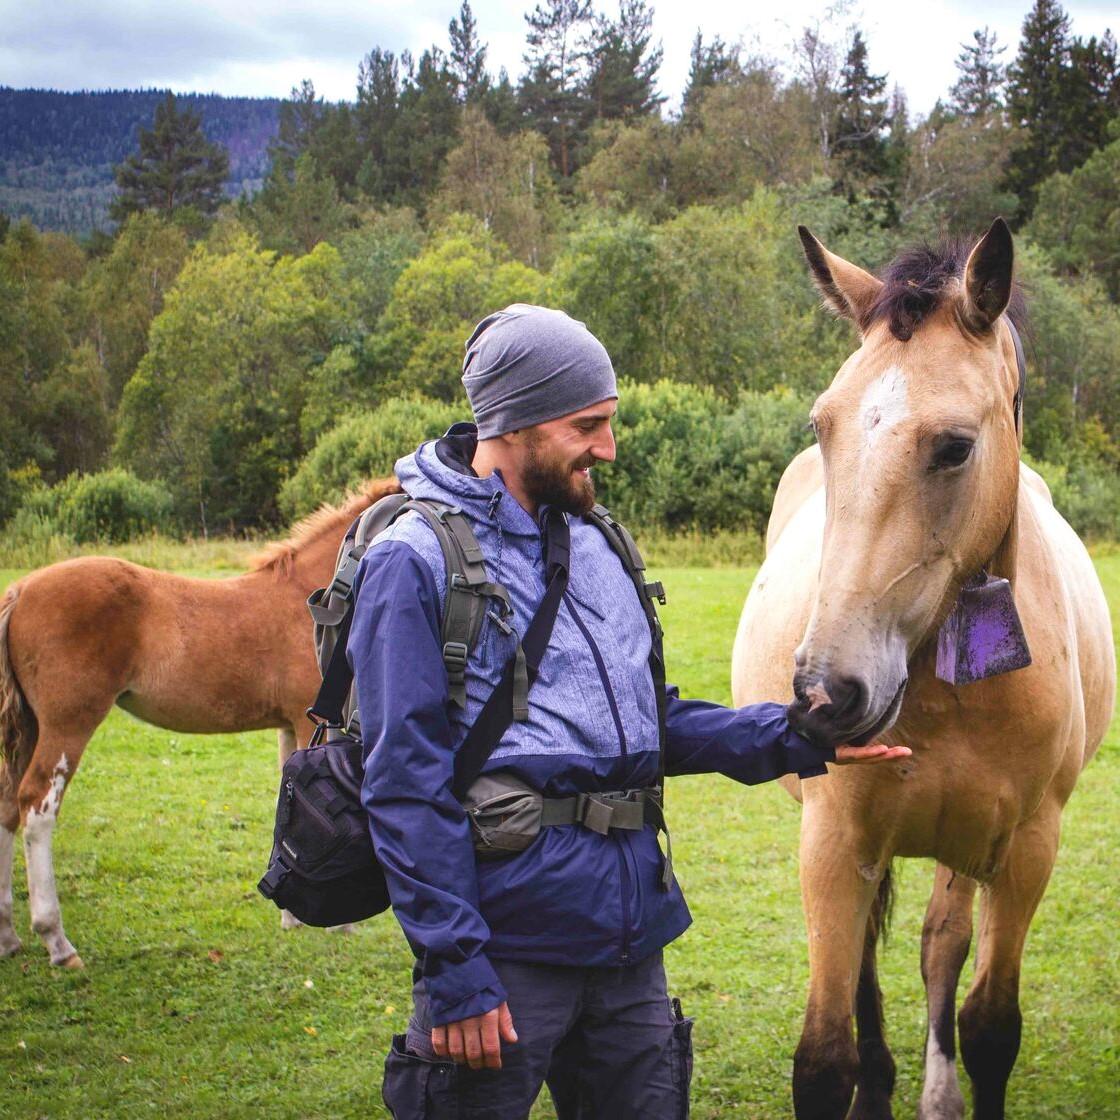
[0,559,1117,1119]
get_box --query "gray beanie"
[462,304,617,439]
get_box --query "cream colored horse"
[0,478,399,967]
[732,220,1115,1120]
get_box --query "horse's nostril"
[831,675,868,721]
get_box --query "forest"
[0,88,281,231]
[1,0,1118,554]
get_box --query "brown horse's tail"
[0,585,37,783]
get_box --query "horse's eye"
[929,437,974,471]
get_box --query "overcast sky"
[3,0,1117,117]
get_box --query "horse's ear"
[798,226,883,325]
[962,218,1014,332]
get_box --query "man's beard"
[522,436,597,516]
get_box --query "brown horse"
[732,220,1115,1119]
[0,477,399,967]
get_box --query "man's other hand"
[432,1001,518,1070]
[834,742,912,765]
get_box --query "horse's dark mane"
[860,239,1027,342]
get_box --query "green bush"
[283,381,814,536]
[279,396,464,518]
[596,379,814,535]
[1025,454,1120,541]
[0,508,78,568]
[21,468,175,544]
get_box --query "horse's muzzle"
[788,672,907,748]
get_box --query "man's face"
[518,399,618,516]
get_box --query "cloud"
[1,0,457,98]
[1,0,1116,111]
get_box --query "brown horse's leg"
[918,864,977,1120]
[958,809,1059,1120]
[850,869,897,1120]
[793,810,884,1120]
[19,723,106,968]
[0,779,20,957]
[277,726,304,932]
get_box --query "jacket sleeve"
[349,539,507,1027]
[663,686,835,783]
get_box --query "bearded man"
[349,304,907,1119]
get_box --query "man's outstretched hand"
[432,1001,518,1070]
[834,743,912,765]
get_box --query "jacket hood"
[394,422,542,538]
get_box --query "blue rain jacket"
[349,425,834,1027]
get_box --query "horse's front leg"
[958,805,1059,1120]
[794,801,887,1120]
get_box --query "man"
[349,304,909,1119]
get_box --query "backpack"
[257,494,668,927]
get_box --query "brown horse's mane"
[861,239,1028,342]
[251,476,403,578]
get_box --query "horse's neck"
[250,524,349,593]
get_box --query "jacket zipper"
[564,591,635,961]
[564,593,628,756]
[615,838,633,963]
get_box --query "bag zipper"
[286,781,349,868]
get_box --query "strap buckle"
[574,793,614,835]
[443,641,469,675]
[327,551,362,602]
[257,860,290,900]
[644,580,667,605]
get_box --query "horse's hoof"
[57,953,84,969]
[280,910,303,931]
[0,933,23,958]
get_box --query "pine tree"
[484,68,522,134]
[449,1,489,103]
[110,92,229,222]
[949,27,1007,118]
[583,0,664,122]
[831,31,892,192]
[519,0,594,178]
[681,31,740,121]
[269,80,325,179]
[1064,33,1120,163]
[395,49,462,204]
[1005,0,1072,214]
[355,48,404,201]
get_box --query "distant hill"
[0,87,282,234]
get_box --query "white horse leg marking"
[0,826,21,956]
[280,909,304,931]
[918,1025,965,1120]
[23,755,81,967]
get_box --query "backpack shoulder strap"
[585,503,672,885]
[395,500,513,710]
[308,492,411,632]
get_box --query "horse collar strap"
[1007,318,1026,434]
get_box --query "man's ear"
[798,226,883,325]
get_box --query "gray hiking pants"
[382,950,694,1120]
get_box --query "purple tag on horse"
[935,572,1032,685]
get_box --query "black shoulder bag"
[258,509,571,927]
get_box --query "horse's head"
[787,219,1024,747]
